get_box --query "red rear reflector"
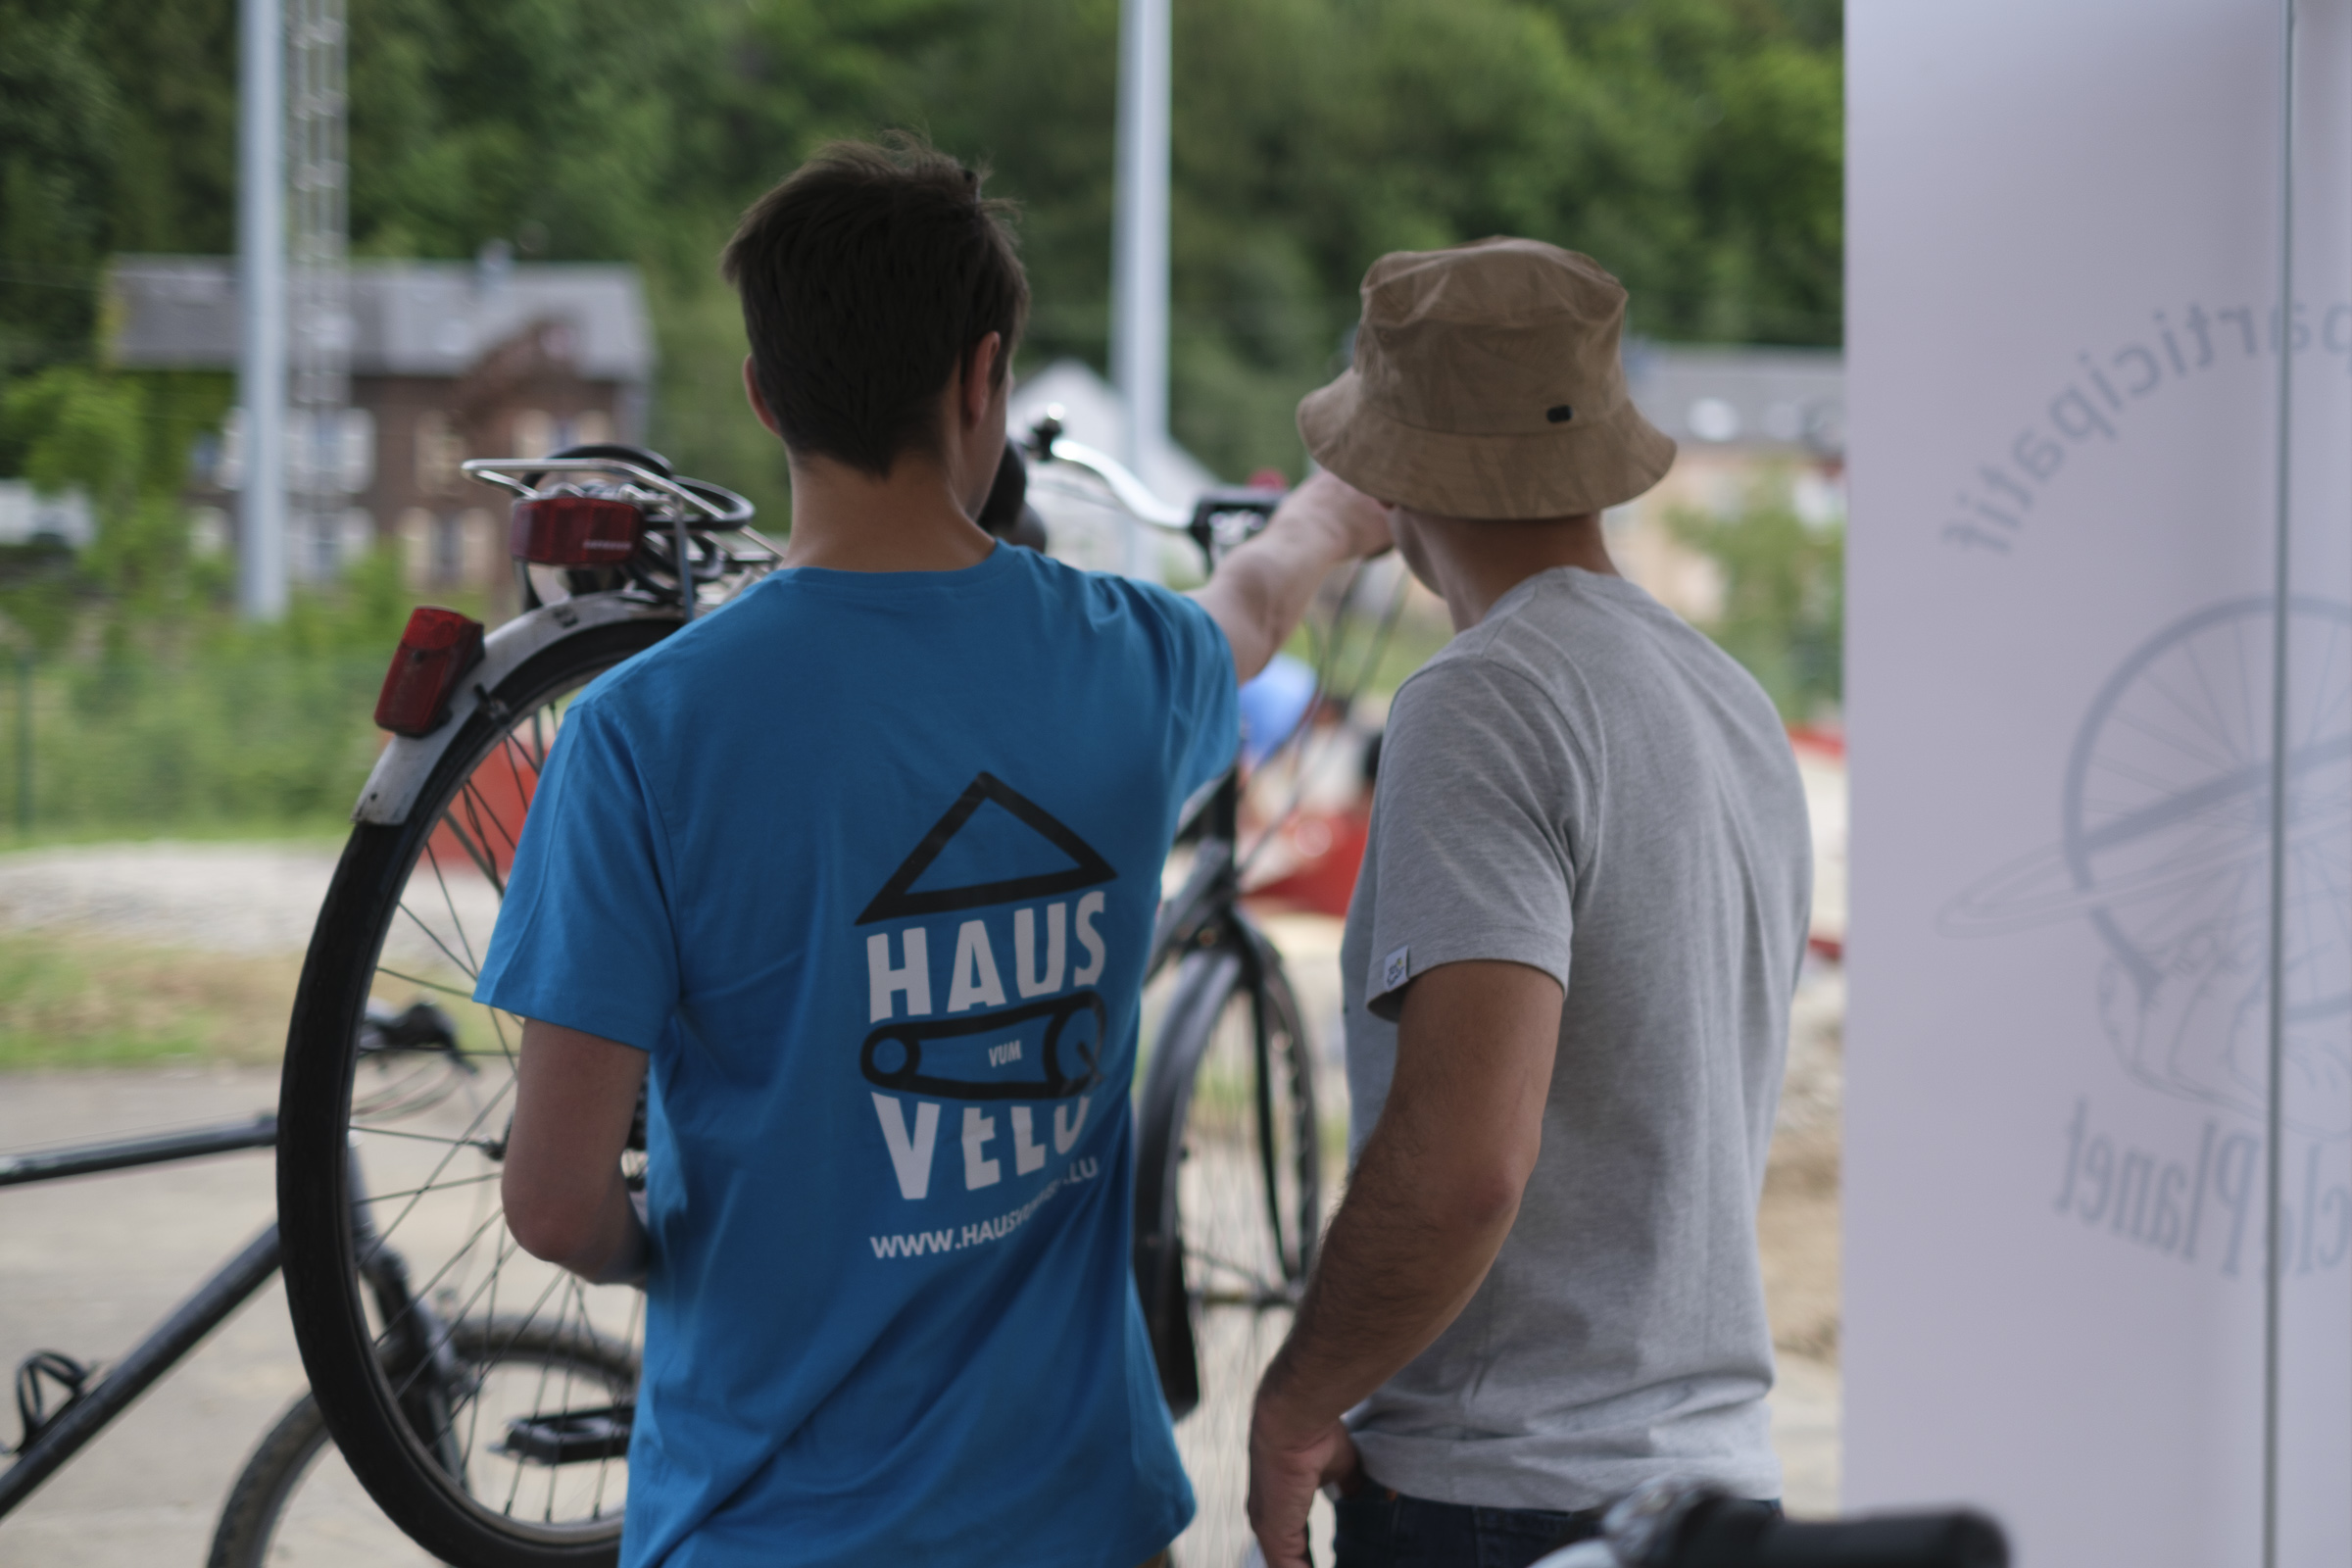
[511,496,643,565]
[375,607,485,737]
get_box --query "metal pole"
[2260,5,2296,1567]
[287,0,349,582]
[238,0,287,620]
[1111,0,1170,578]
[13,648,28,837]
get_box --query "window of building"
[416,411,464,495]
[560,409,614,450]
[398,507,433,588]
[434,513,464,585]
[512,410,556,460]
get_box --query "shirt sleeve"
[1361,658,1585,1022]
[473,695,681,1052]
[1132,580,1240,805]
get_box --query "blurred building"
[105,250,653,596]
[1612,344,1845,623]
[0,483,95,551]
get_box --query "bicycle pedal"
[496,1402,634,1465]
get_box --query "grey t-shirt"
[1339,565,1810,1510]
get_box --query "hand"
[1276,469,1394,562]
[1248,1385,1362,1568]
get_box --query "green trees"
[1,0,1842,487]
[0,0,1845,835]
[1668,480,1844,723]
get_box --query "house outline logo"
[857,771,1117,1102]
[857,772,1116,925]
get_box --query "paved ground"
[0,845,1842,1564]
[0,1066,315,1565]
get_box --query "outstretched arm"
[503,1018,652,1286]
[1248,958,1563,1568]
[1189,471,1393,683]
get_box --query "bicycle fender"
[350,595,682,827]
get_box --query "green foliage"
[0,0,1847,831]
[0,355,416,838]
[0,929,302,1068]
[0,0,122,377]
[2,367,142,514]
[0,365,234,631]
[1,548,443,839]
[1667,480,1843,723]
[1,0,1841,491]
[644,264,795,535]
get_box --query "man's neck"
[778,452,998,573]
[1422,514,1617,631]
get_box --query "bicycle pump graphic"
[1942,596,2352,1140]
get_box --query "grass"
[0,929,302,1070]
[1,820,357,854]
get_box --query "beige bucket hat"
[1298,237,1674,518]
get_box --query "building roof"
[1626,343,1843,458]
[105,254,654,384]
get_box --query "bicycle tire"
[209,1316,639,1568]
[1133,927,1322,1568]
[208,1316,640,1568]
[279,612,674,1568]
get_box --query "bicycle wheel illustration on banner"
[1943,595,2352,1138]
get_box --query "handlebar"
[1534,1485,2008,1568]
[1020,409,1286,572]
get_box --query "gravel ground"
[0,844,348,956]
[0,843,1843,1564]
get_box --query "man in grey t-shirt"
[1247,238,1812,1568]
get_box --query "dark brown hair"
[719,134,1028,477]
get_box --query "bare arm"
[503,1018,652,1286]
[1248,958,1564,1568]
[1189,471,1393,683]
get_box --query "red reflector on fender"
[374,607,486,737]
[511,496,643,565]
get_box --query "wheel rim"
[238,1324,638,1566]
[286,626,664,1555]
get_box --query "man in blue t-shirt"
[475,138,1390,1568]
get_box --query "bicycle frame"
[0,1117,281,1518]
[0,1114,472,1523]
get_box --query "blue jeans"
[1333,1486,1782,1568]
[1332,1488,1606,1568]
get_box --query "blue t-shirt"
[474,544,1237,1567]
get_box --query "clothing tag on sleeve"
[1381,945,1411,993]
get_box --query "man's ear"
[742,356,783,439]
[959,332,1004,429]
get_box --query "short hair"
[720,134,1028,477]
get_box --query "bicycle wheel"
[278,612,673,1568]
[209,1316,640,1568]
[1135,932,1323,1568]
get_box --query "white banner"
[1846,3,2351,1564]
